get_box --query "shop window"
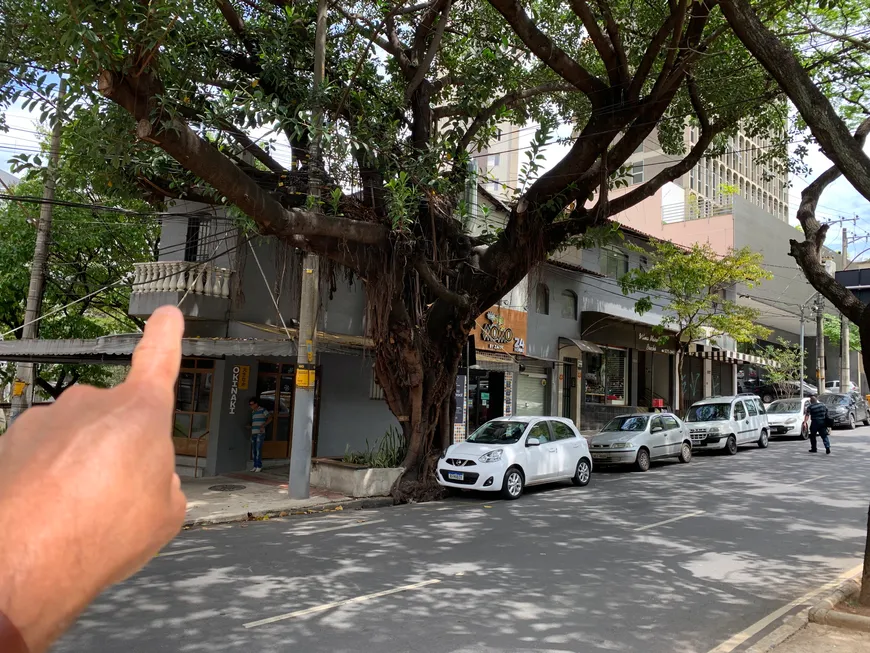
[584,346,627,406]
[535,284,550,315]
[631,161,644,184]
[174,361,213,439]
[560,289,577,320]
[601,248,629,280]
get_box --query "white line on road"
[789,474,828,486]
[634,510,706,532]
[158,546,215,557]
[705,562,863,653]
[291,519,386,536]
[243,579,442,628]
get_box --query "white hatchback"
[437,416,592,500]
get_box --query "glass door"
[173,359,213,457]
[256,363,294,459]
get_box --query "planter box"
[310,458,403,497]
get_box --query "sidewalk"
[773,624,870,652]
[181,465,390,526]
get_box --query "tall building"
[470,121,522,203]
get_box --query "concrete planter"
[310,458,403,497]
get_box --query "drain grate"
[208,484,246,492]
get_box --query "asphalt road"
[55,428,870,653]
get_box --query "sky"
[2,98,869,256]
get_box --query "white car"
[438,416,592,500]
[589,413,693,471]
[766,397,810,439]
[685,394,770,454]
[825,380,858,394]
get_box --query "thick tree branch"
[594,0,630,85]
[414,257,470,308]
[405,0,452,101]
[569,0,620,86]
[627,2,684,102]
[487,0,609,101]
[100,70,389,248]
[720,0,870,203]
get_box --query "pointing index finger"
[126,306,185,390]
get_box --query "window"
[746,400,758,417]
[561,289,577,320]
[602,248,629,280]
[639,255,649,270]
[632,161,644,184]
[174,359,214,440]
[550,421,576,441]
[528,422,550,444]
[651,416,664,432]
[584,347,627,406]
[488,153,501,168]
[496,128,503,141]
[634,140,644,154]
[535,284,550,315]
[663,416,680,430]
[734,402,747,420]
[690,166,695,190]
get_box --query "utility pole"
[10,80,65,421]
[288,0,326,500]
[841,227,851,390]
[816,293,826,393]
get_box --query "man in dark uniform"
[805,395,831,454]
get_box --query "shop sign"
[229,365,244,415]
[475,307,528,354]
[636,331,676,354]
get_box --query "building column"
[704,358,713,398]
[205,357,259,476]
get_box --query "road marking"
[705,562,863,653]
[789,474,828,486]
[158,546,215,557]
[634,510,706,532]
[292,519,385,536]
[243,579,441,628]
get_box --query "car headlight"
[785,418,797,424]
[612,442,636,449]
[440,448,449,460]
[478,449,503,463]
[708,427,721,434]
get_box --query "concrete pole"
[817,294,826,393]
[799,306,805,402]
[288,0,326,500]
[841,228,851,390]
[10,80,65,421]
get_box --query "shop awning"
[472,351,520,372]
[558,336,603,354]
[687,348,777,368]
[0,335,297,364]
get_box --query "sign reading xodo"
[473,307,527,354]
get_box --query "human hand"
[0,306,187,653]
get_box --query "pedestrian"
[805,394,831,454]
[248,397,272,472]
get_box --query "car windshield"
[768,400,801,414]
[686,404,731,422]
[820,394,851,407]
[602,416,648,432]
[467,421,527,444]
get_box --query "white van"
[685,394,770,454]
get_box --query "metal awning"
[0,335,297,364]
[558,336,603,355]
[687,348,777,368]
[472,351,520,372]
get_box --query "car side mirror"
[651,426,664,433]
[526,437,541,447]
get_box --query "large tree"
[2,0,786,490]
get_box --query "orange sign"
[471,306,528,354]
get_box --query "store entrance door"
[468,370,505,433]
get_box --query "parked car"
[685,394,770,454]
[754,381,817,404]
[818,392,870,429]
[437,417,592,500]
[589,413,692,472]
[765,397,810,439]
[825,380,858,394]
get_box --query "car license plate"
[593,455,611,462]
[447,472,464,481]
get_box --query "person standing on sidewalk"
[248,398,272,472]
[805,395,831,454]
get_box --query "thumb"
[126,305,185,392]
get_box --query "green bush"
[342,426,406,468]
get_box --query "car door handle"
[547,446,557,452]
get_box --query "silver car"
[589,413,693,472]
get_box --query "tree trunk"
[861,504,870,606]
[676,347,687,411]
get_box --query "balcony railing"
[132,262,232,299]
[662,200,733,224]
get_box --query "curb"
[742,574,863,653]
[182,496,395,529]
[808,578,870,632]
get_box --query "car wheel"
[501,467,524,500]
[762,393,774,404]
[757,429,769,449]
[848,414,856,430]
[678,442,692,463]
[801,424,809,440]
[725,435,738,455]
[863,416,869,426]
[635,448,651,472]
[572,458,591,487]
